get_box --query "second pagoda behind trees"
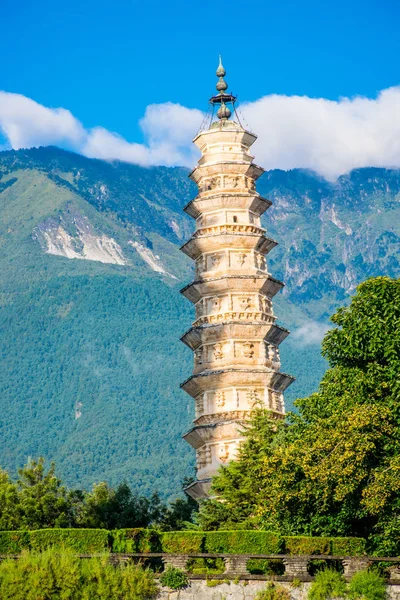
[180,58,294,499]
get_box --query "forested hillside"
[0,147,399,497]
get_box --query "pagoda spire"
[210,56,237,120]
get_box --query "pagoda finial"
[216,55,228,95]
[216,55,226,78]
[209,56,237,120]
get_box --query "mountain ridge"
[0,146,398,496]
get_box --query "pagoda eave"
[180,275,285,303]
[184,478,212,500]
[180,233,277,259]
[180,368,295,398]
[183,194,272,219]
[181,322,290,350]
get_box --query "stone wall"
[158,581,400,600]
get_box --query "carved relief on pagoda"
[194,293,275,325]
[265,343,281,368]
[254,252,267,271]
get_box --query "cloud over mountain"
[1,86,400,179]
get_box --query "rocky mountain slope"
[0,146,398,496]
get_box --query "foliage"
[0,457,198,532]
[308,570,347,600]
[284,537,331,555]
[348,570,387,600]
[161,531,204,553]
[247,559,285,575]
[159,565,188,590]
[255,582,291,600]
[29,528,109,552]
[199,278,400,555]
[0,531,30,553]
[204,530,282,554]
[0,548,158,599]
[187,557,225,574]
[111,529,161,553]
[330,538,366,557]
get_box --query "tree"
[17,458,77,529]
[199,277,400,553]
[0,469,21,530]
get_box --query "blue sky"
[2,0,399,141]
[1,0,400,179]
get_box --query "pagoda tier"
[180,59,294,500]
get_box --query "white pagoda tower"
[180,59,294,499]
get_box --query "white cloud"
[1,87,400,179]
[291,321,330,346]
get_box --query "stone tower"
[180,58,294,500]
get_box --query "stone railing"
[103,553,400,582]
[1,552,399,582]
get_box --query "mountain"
[0,146,399,497]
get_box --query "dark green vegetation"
[0,458,196,533]
[0,549,157,600]
[0,146,399,496]
[0,527,366,556]
[199,278,400,556]
[159,565,189,590]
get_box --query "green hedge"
[0,531,30,553]
[330,537,366,556]
[283,536,366,556]
[161,532,205,554]
[284,536,331,555]
[0,529,367,557]
[29,529,109,553]
[111,529,161,553]
[204,531,282,554]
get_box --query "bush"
[111,528,161,553]
[159,565,188,590]
[0,531,30,553]
[187,557,225,574]
[29,528,109,552]
[308,569,347,600]
[331,538,366,557]
[348,570,386,600]
[205,531,282,554]
[247,559,285,575]
[0,549,158,599]
[161,531,204,553]
[255,582,291,600]
[284,537,331,555]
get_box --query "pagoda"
[180,58,294,500]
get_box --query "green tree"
[199,277,400,553]
[0,470,21,530]
[17,458,77,529]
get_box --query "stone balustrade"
[1,552,399,582]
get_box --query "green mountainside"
[0,147,399,497]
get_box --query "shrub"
[0,531,30,553]
[255,582,291,600]
[308,569,347,600]
[29,528,109,552]
[0,549,158,600]
[348,570,386,600]
[205,531,282,554]
[187,557,225,574]
[284,537,331,555]
[159,565,188,590]
[111,528,161,553]
[161,531,204,553]
[331,538,366,557]
[247,559,285,575]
